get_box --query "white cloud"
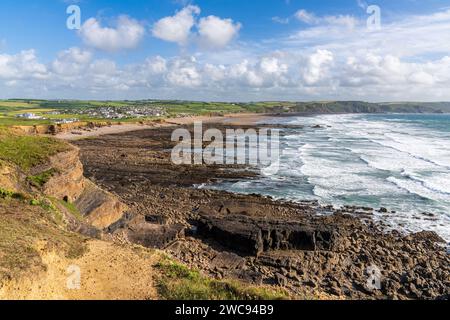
[80,16,145,52]
[287,9,450,59]
[0,50,47,80]
[198,16,241,49]
[152,6,241,49]
[303,49,334,85]
[143,56,167,74]
[259,57,288,76]
[295,10,319,24]
[166,57,202,87]
[152,5,200,45]
[3,9,450,101]
[272,16,290,24]
[52,47,92,75]
[295,9,358,29]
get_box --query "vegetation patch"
[0,198,87,284]
[27,168,59,188]
[0,131,70,171]
[58,198,84,222]
[155,256,289,300]
[0,187,25,200]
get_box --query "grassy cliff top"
[0,129,70,171]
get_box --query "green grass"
[0,131,70,171]
[58,198,84,222]
[1,99,449,127]
[0,99,271,126]
[155,256,289,300]
[0,187,25,200]
[27,168,59,188]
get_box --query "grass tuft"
[155,256,289,301]
[0,187,26,200]
[27,168,59,188]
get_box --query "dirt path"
[0,240,158,300]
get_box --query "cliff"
[0,132,127,230]
[33,145,127,229]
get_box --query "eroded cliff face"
[75,180,128,229]
[40,148,86,202]
[29,145,127,229]
[0,162,20,192]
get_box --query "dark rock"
[275,273,288,286]
[127,224,185,249]
[144,214,169,225]
[211,252,246,270]
[72,223,102,239]
[196,213,338,256]
[421,212,435,217]
[409,231,446,243]
[303,280,317,288]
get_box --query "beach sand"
[55,113,273,141]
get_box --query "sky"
[0,0,450,101]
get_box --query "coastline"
[54,113,274,141]
[71,122,450,300]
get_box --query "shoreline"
[54,113,276,140]
[71,123,450,300]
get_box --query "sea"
[201,113,450,242]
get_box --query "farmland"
[1,99,449,127]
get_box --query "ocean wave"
[219,114,450,241]
[400,169,450,196]
[387,176,450,202]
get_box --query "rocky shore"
[73,123,450,300]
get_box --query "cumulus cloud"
[198,16,241,49]
[303,49,334,85]
[152,6,241,49]
[152,5,200,45]
[3,47,450,101]
[0,50,47,80]
[166,57,202,87]
[2,9,450,101]
[52,47,92,76]
[80,16,145,52]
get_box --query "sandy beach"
[55,113,273,141]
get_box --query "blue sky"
[0,0,450,101]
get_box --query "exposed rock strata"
[39,147,127,229]
[196,213,337,256]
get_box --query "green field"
[1,99,449,127]
[0,99,278,126]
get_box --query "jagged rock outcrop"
[75,180,127,229]
[197,213,338,256]
[29,145,127,229]
[108,214,186,249]
[40,148,85,202]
